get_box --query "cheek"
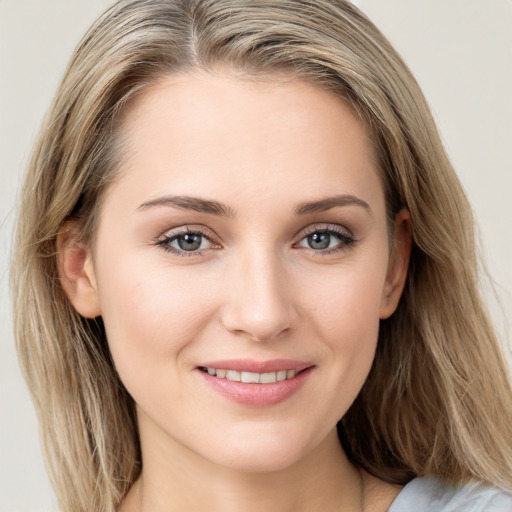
[306,257,388,340]
[300,251,389,397]
[94,252,219,382]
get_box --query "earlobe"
[57,222,102,319]
[379,209,411,319]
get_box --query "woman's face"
[65,71,409,473]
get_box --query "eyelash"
[155,225,356,257]
[155,227,220,257]
[295,225,356,255]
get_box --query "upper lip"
[199,359,313,373]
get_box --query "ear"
[57,222,102,318]
[379,209,411,319]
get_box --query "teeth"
[203,367,300,383]
[260,372,277,383]
[277,370,287,381]
[226,370,241,381]
[241,371,260,383]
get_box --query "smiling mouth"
[198,367,300,384]
[197,363,314,406]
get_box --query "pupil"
[308,232,330,250]
[178,233,202,251]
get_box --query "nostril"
[218,269,299,341]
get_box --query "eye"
[296,226,355,253]
[156,228,218,255]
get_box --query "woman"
[11,0,512,511]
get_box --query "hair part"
[12,1,512,510]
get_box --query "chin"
[195,425,320,474]
[211,448,306,474]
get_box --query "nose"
[220,249,299,342]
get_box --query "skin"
[59,70,410,512]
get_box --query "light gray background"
[1,1,511,511]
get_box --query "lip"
[196,359,315,407]
[199,358,312,373]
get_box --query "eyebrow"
[295,194,372,215]
[137,195,235,217]
[137,193,371,217]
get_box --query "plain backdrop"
[1,1,511,511]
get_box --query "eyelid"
[157,224,219,242]
[294,223,354,243]
[299,223,353,238]
[153,223,356,257]
[155,225,222,256]
[293,223,357,254]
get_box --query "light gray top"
[388,476,512,511]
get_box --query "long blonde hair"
[12,1,512,510]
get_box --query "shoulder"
[388,475,512,512]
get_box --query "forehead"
[105,70,384,216]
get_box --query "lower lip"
[197,367,314,407]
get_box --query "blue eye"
[174,233,207,251]
[297,227,354,252]
[157,230,215,254]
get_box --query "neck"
[121,425,366,512]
